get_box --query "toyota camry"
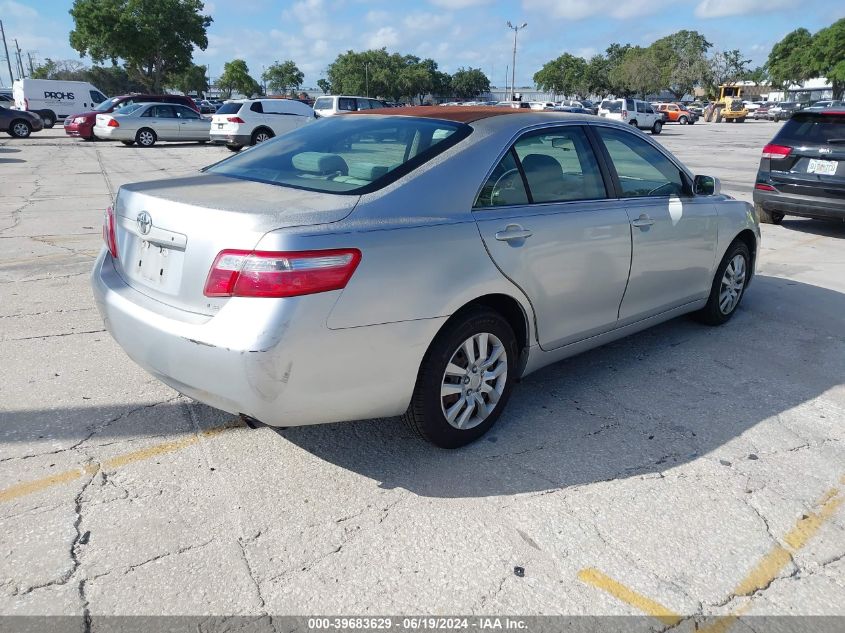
[92,107,759,448]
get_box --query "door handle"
[631,214,655,228]
[495,224,533,242]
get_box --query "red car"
[64,94,200,140]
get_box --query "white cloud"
[694,0,790,18]
[0,0,37,19]
[366,26,400,49]
[521,0,671,20]
[428,0,490,8]
[403,12,453,31]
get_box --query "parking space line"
[578,476,843,628]
[576,568,682,626]
[0,422,242,504]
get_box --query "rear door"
[142,105,179,139]
[593,125,717,321]
[473,125,633,350]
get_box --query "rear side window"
[356,99,371,110]
[215,102,242,115]
[474,149,529,207]
[207,115,470,194]
[596,127,685,198]
[625,99,635,111]
[601,100,621,113]
[775,113,845,145]
[143,105,176,118]
[314,97,333,110]
[512,127,606,203]
[338,98,356,111]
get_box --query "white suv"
[598,98,663,134]
[210,98,314,151]
[313,95,387,117]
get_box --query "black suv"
[753,110,845,224]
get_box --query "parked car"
[313,95,387,117]
[753,109,845,224]
[655,103,697,124]
[65,93,201,140]
[768,102,801,122]
[553,105,592,115]
[580,99,598,115]
[0,93,13,104]
[598,98,663,134]
[686,102,707,117]
[91,106,758,448]
[0,104,43,138]
[751,103,772,120]
[209,98,314,151]
[93,102,211,147]
[496,101,532,109]
[803,100,845,112]
[197,99,217,114]
[13,78,108,128]
[529,101,555,111]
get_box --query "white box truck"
[13,79,108,128]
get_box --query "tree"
[326,49,393,98]
[707,49,752,94]
[69,0,212,93]
[583,55,611,97]
[169,63,209,96]
[604,43,632,96]
[533,53,587,97]
[31,58,87,80]
[317,78,331,94]
[450,67,490,99]
[767,28,814,90]
[651,30,712,99]
[612,46,662,98]
[808,19,845,100]
[86,65,146,94]
[218,59,260,98]
[262,60,304,95]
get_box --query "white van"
[313,95,387,117]
[209,98,314,151]
[13,79,108,128]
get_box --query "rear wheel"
[737,117,746,123]
[226,145,242,152]
[9,119,32,138]
[136,128,156,147]
[403,307,517,448]
[39,111,55,128]
[251,128,274,145]
[755,204,784,225]
[694,241,751,326]
[651,120,663,135]
[678,115,688,125]
[120,140,135,146]
[629,119,638,128]
[715,108,723,123]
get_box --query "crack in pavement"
[4,328,106,342]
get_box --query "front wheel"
[651,120,663,135]
[715,108,723,123]
[694,241,751,326]
[403,307,517,448]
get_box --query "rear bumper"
[209,132,251,146]
[91,251,443,427]
[753,188,845,221]
[65,120,94,138]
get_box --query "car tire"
[755,203,784,225]
[694,240,751,326]
[9,119,32,138]
[136,128,156,147]
[403,307,518,449]
[737,117,746,123]
[120,140,135,146]
[715,108,723,123]
[679,115,688,125]
[251,128,274,145]
[651,120,663,135]
[40,111,55,128]
[628,119,638,128]
[226,145,242,152]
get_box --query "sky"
[1,0,843,90]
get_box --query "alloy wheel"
[138,130,154,146]
[440,332,508,430]
[719,254,747,315]
[12,122,30,137]
[255,132,271,143]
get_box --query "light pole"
[364,62,370,97]
[506,21,527,101]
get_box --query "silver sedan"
[93,102,211,147]
[92,108,760,448]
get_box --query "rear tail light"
[227,116,245,124]
[102,206,118,259]
[761,143,791,159]
[204,249,362,298]
[24,98,29,110]
[754,183,776,191]
[107,118,119,128]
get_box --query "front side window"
[175,106,200,119]
[474,149,529,208]
[207,115,470,194]
[338,98,357,111]
[636,102,646,113]
[356,98,371,110]
[596,127,686,198]
[512,127,606,203]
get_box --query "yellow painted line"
[577,567,682,626]
[0,423,241,504]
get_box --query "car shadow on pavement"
[779,218,845,239]
[2,276,842,499]
[278,275,845,497]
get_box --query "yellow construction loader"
[705,85,748,123]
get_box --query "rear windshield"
[115,103,143,115]
[215,102,242,115]
[206,115,471,194]
[775,113,845,145]
[314,97,333,110]
[95,97,123,112]
[601,100,622,112]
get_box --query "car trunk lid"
[112,173,358,315]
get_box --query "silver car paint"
[92,112,759,428]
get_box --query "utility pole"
[504,65,508,101]
[14,38,24,79]
[0,20,13,87]
[26,52,34,76]
[364,62,370,98]
[506,21,527,101]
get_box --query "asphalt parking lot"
[1,119,843,627]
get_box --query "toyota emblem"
[137,211,152,235]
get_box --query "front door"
[174,105,209,141]
[593,126,718,321]
[473,125,633,350]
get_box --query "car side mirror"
[694,175,720,196]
